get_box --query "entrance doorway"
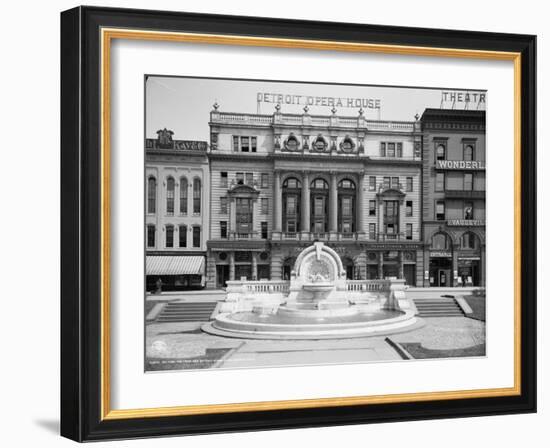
[216,265,229,288]
[404,264,416,286]
[235,264,252,280]
[429,257,452,287]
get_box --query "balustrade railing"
[345,280,391,292]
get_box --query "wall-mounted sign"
[447,219,485,226]
[257,92,381,109]
[436,160,485,170]
[430,251,452,258]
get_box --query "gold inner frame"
[100,27,522,420]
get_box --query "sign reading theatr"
[257,92,381,109]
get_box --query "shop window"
[406,177,413,192]
[147,225,155,248]
[166,177,175,215]
[220,172,228,187]
[220,221,227,239]
[464,173,473,191]
[192,226,201,247]
[436,143,446,161]
[193,178,201,214]
[147,177,156,214]
[220,197,228,214]
[464,202,474,219]
[261,173,269,188]
[406,223,413,240]
[436,201,445,220]
[435,172,445,192]
[406,201,413,217]
[464,144,474,161]
[431,232,449,250]
[369,200,376,216]
[165,225,174,248]
[261,222,268,239]
[179,225,187,247]
[261,198,269,214]
[369,176,376,191]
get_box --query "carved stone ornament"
[156,128,174,149]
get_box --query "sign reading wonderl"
[257,92,381,109]
[436,160,486,170]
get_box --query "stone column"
[273,170,282,232]
[398,251,404,279]
[378,200,385,240]
[329,172,338,234]
[252,252,258,280]
[378,252,384,279]
[452,244,459,287]
[229,252,235,281]
[356,172,365,236]
[229,198,236,236]
[301,171,310,235]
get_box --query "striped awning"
[146,256,205,276]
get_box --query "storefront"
[428,251,453,287]
[146,255,205,292]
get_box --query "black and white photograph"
[144,76,487,372]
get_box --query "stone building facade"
[144,130,210,291]
[420,109,486,287]
[206,104,424,289]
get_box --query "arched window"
[282,177,301,233]
[464,145,474,161]
[338,179,356,190]
[431,232,450,250]
[179,177,188,215]
[285,134,300,151]
[436,144,446,161]
[283,177,301,189]
[193,178,201,214]
[166,177,175,215]
[461,231,479,250]
[310,178,329,190]
[147,177,156,214]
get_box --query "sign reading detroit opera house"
[257,92,382,109]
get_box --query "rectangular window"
[369,176,376,191]
[179,225,187,247]
[261,198,269,214]
[369,200,376,216]
[464,173,473,191]
[436,143,446,161]
[232,136,239,152]
[406,223,413,240]
[383,177,390,189]
[314,197,324,216]
[341,197,352,216]
[245,172,254,185]
[435,172,445,191]
[286,195,297,215]
[261,221,268,239]
[391,177,399,188]
[220,197,228,214]
[241,136,250,152]
[406,200,413,217]
[464,201,474,219]
[220,221,227,238]
[287,220,296,233]
[384,201,399,234]
[147,225,155,248]
[387,142,396,157]
[220,172,228,187]
[261,173,269,188]
[251,137,257,152]
[369,223,376,240]
[397,142,403,158]
[406,177,413,192]
[236,172,244,185]
[436,201,446,220]
[192,227,201,247]
[165,226,174,248]
[380,142,386,157]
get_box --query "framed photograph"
[60,6,536,441]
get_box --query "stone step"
[156,302,217,323]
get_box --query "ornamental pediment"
[227,183,260,198]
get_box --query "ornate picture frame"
[61,6,536,441]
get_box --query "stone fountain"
[202,242,422,339]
